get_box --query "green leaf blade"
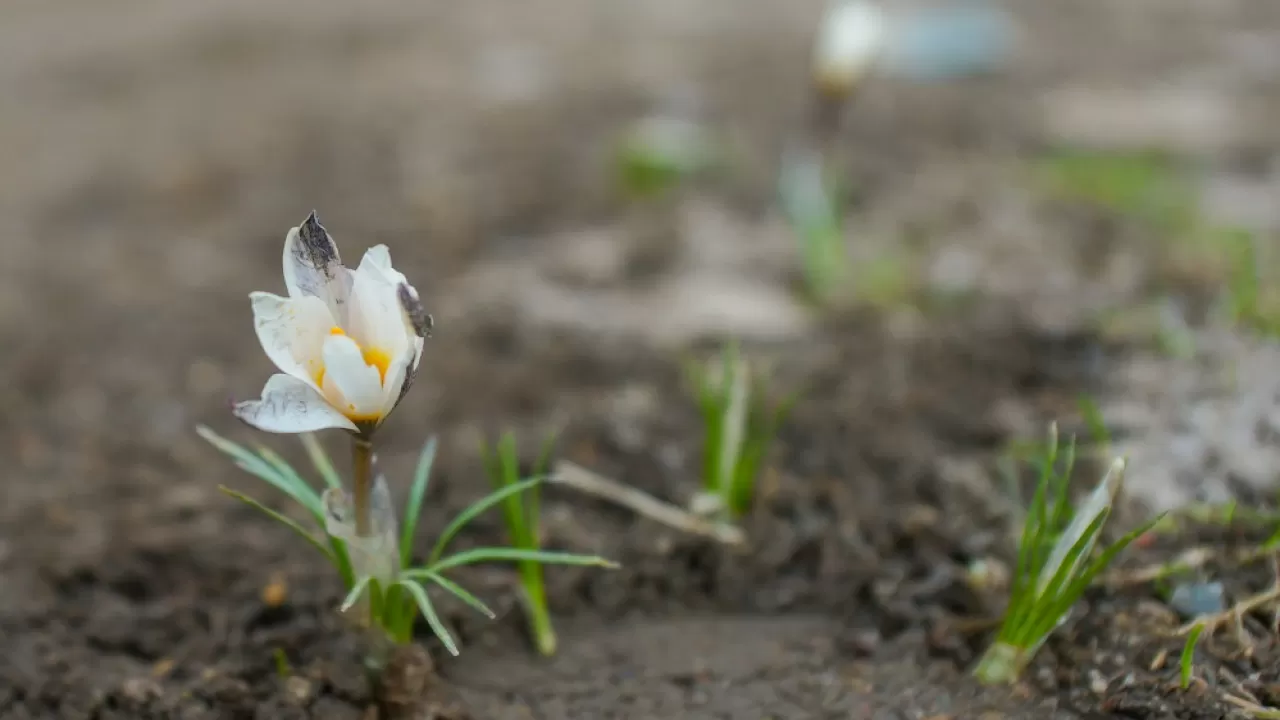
[398,579,460,656]
[399,436,439,570]
[199,426,322,516]
[423,572,496,619]
[427,477,545,565]
[218,486,336,566]
[421,547,618,575]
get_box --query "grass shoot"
[974,424,1162,685]
[199,427,616,665]
[616,114,720,200]
[480,430,561,656]
[1180,622,1205,690]
[1220,227,1280,338]
[687,342,794,521]
[778,146,850,305]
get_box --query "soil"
[4,0,1280,718]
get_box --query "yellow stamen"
[361,347,391,384]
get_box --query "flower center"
[316,326,392,387]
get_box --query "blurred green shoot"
[1094,298,1198,359]
[974,424,1163,685]
[687,342,795,521]
[480,430,561,656]
[1001,396,1110,509]
[1035,149,1193,232]
[1219,227,1280,338]
[853,252,914,310]
[273,648,292,678]
[1038,148,1280,339]
[1076,394,1111,456]
[1180,622,1205,690]
[199,427,616,662]
[779,147,850,305]
[616,115,720,199]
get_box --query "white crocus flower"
[234,213,431,437]
[813,0,888,97]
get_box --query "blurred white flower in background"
[234,213,431,437]
[813,0,889,97]
[812,0,1015,96]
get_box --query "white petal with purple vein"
[233,374,358,433]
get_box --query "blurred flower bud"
[812,0,888,98]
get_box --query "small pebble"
[262,575,288,608]
[965,557,1009,593]
[1089,669,1109,695]
[1169,581,1225,618]
[121,677,163,704]
[284,676,313,706]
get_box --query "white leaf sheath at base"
[323,475,400,585]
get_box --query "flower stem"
[352,436,374,537]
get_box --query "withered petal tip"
[397,283,432,337]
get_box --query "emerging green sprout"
[781,1,888,307]
[687,342,794,521]
[974,424,1161,685]
[202,213,614,669]
[778,147,850,306]
[1180,622,1205,690]
[1220,228,1280,338]
[616,114,720,199]
[480,431,561,656]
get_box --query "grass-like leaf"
[203,428,357,586]
[974,427,1161,685]
[341,575,374,613]
[416,547,619,575]
[257,446,324,518]
[426,477,544,566]
[1180,623,1205,689]
[397,579,459,656]
[205,422,616,658]
[422,571,495,619]
[199,426,323,517]
[299,432,344,491]
[218,485,335,565]
[481,431,561,654]
[399,436,438,569]
[688,343,793,521]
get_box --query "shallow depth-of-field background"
[4,1,1280,718]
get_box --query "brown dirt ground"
[3,0,1280,718]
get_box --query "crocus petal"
[347,249,412,362]
[283,212,353,323]
[250,291,333,389]
[321,333,385,420]
[233,374,358,433]
[359,245,409,286]
[379,348,413,418]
